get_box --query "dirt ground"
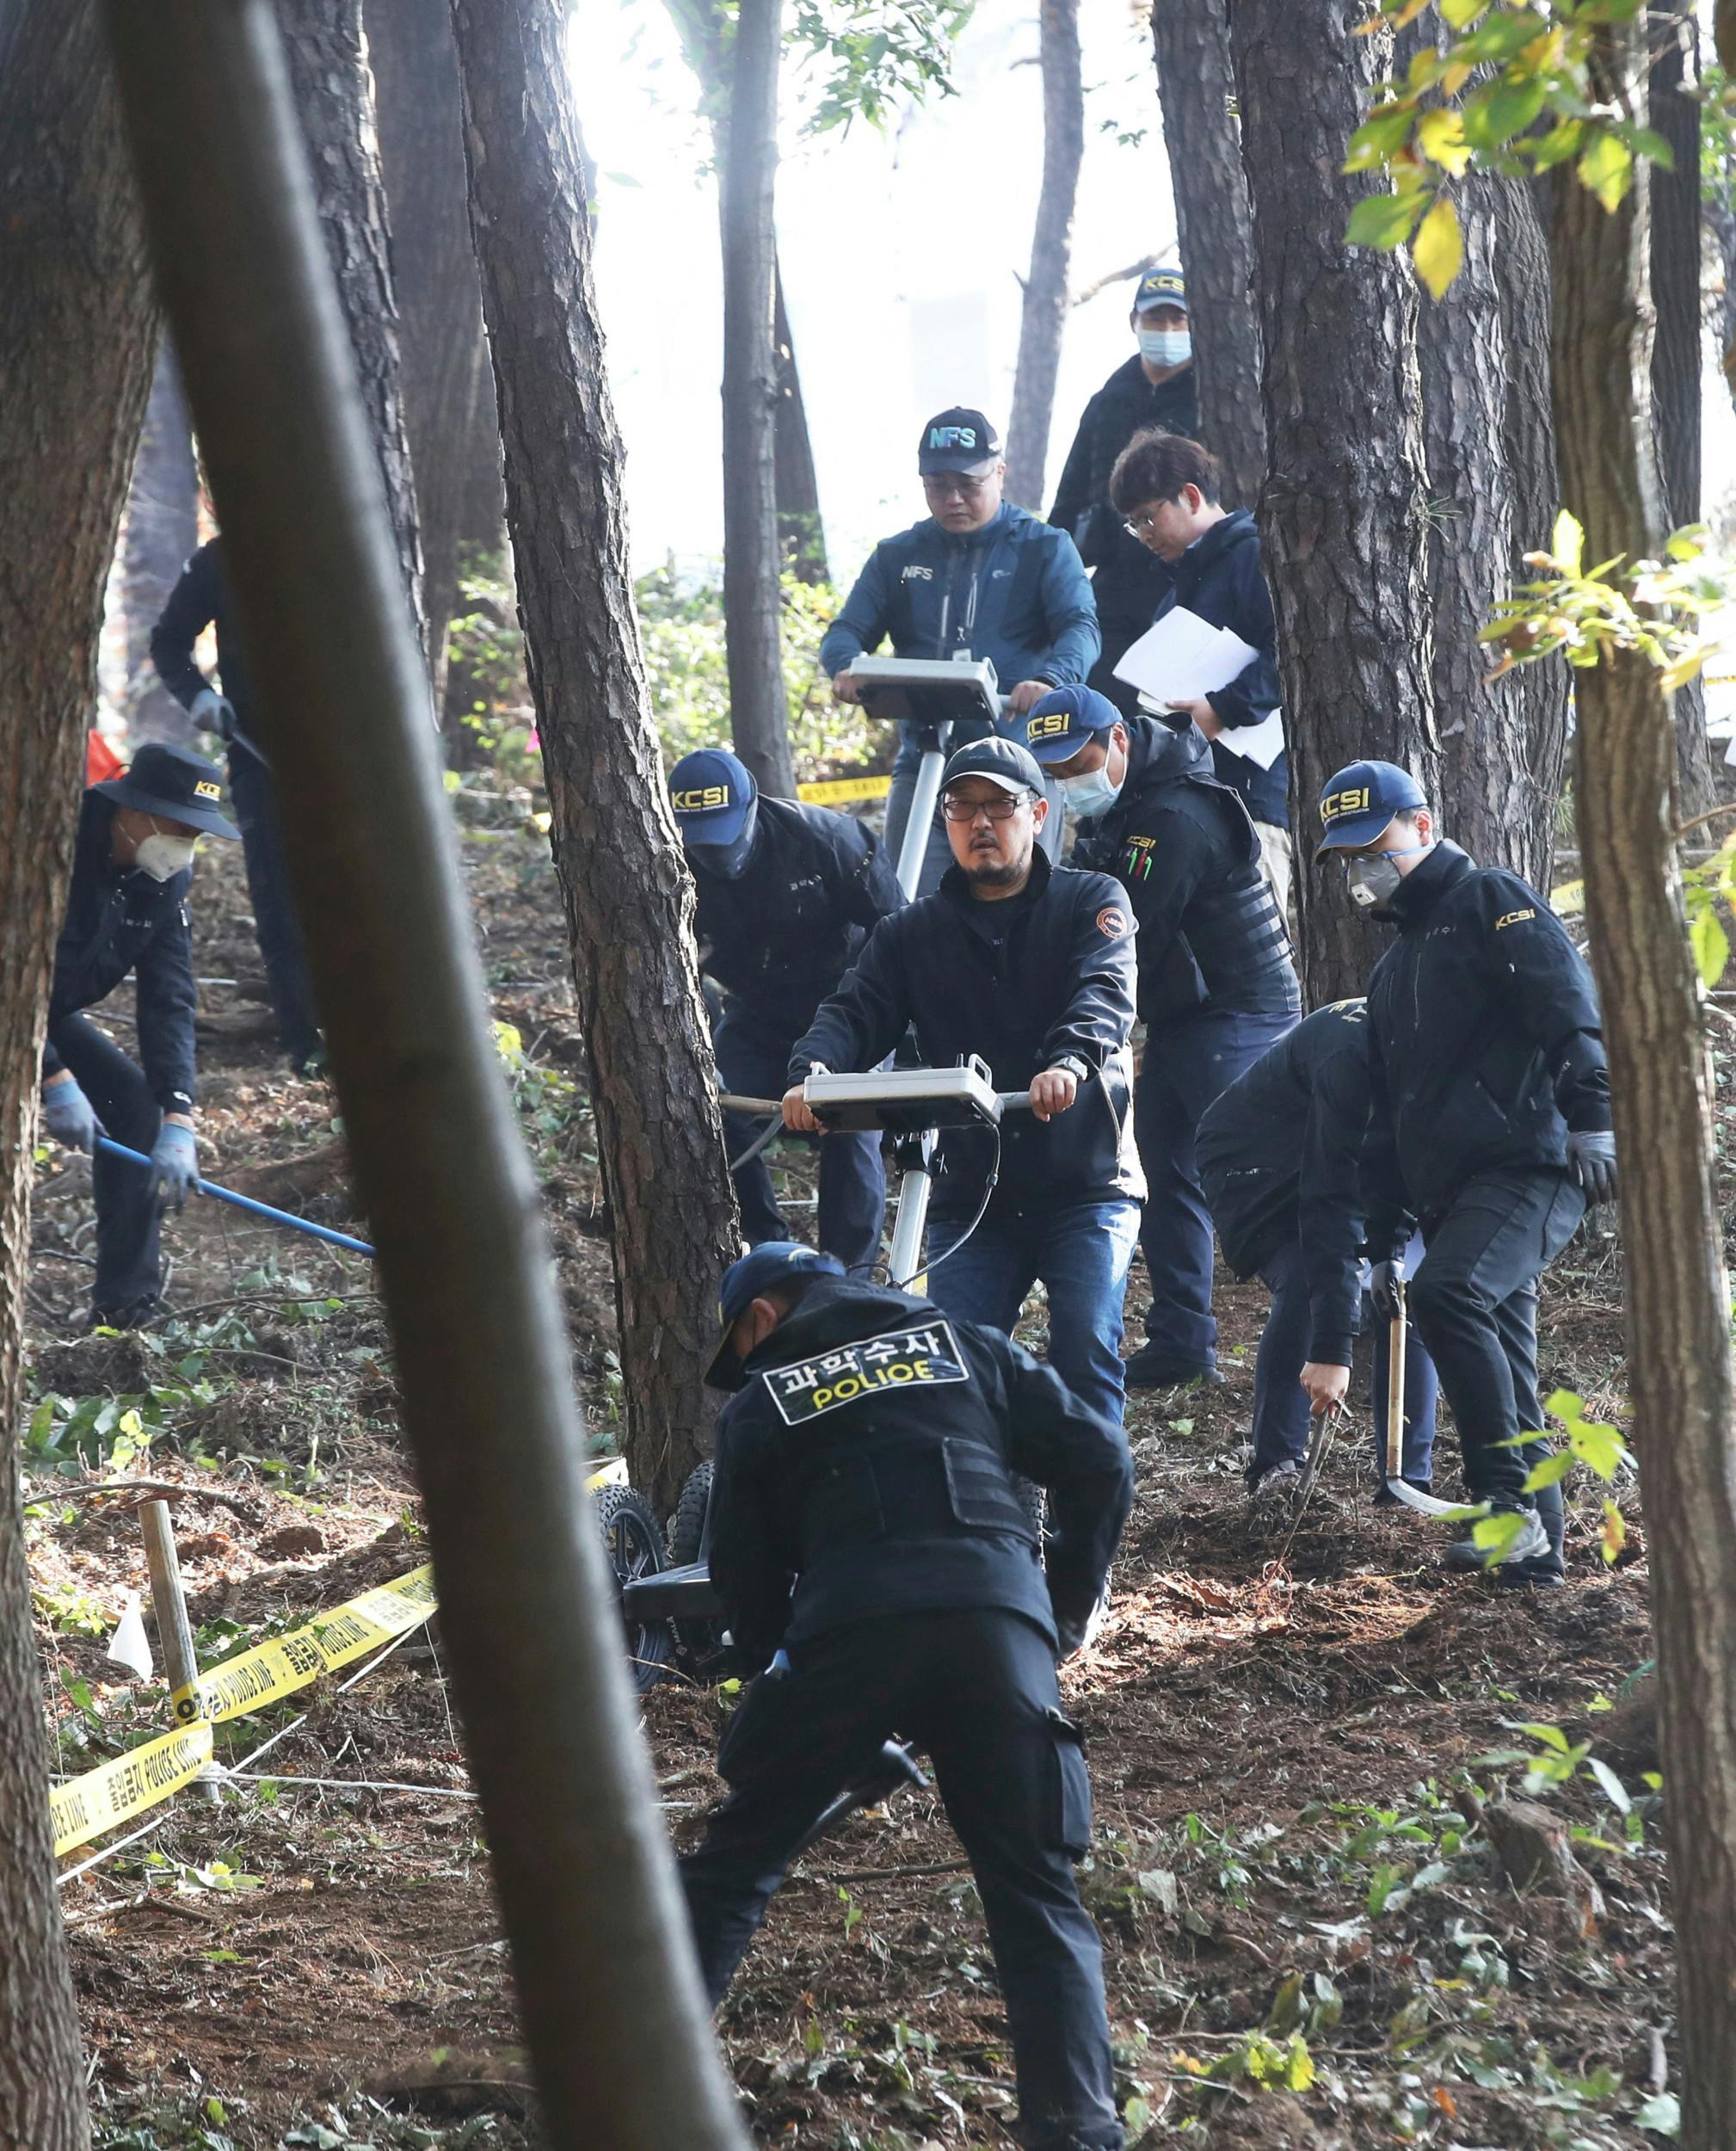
[24,814,1680,2151]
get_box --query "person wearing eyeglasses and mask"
[669,749,904,1273]
[1049,264,1202,719]
[784,737,1142,1434]
[1314,761,1616,1584]
[38,743,240,1330]
[1017,686,1299,1392]
[819,409,1099,896]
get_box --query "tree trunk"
[365,0,502,712]
[1415,168,1565,886]
[450,0,741,1517]
[1005,0,1084,511]
[719,0,793,797]
[277,0,428,661]
[1549,23,1736,2151]
[1648,0,1716,817]
[118,340,200,745]
[0,7,157,2145]
[1148,0,1265,508]
[773,262,827,582]
[1226,0,1438,1006]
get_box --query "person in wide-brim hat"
[91,739,240,840]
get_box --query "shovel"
[1381,1280,1485,1520]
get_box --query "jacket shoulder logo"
[1096,904,1130,938]
[901,564,933,582]
[760,1321,969,1425]
[1494,907,1536,931]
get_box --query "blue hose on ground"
[94,1136,376,1259]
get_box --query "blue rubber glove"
[150,1122,199,1213]
[188,687,237,742]
[40,1077,97,1153]
[1567,1129,1618,1205]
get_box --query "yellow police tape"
[796,774,893,805]
[50,1455,630,1859]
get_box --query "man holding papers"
[1107,431,1292,911]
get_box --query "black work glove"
[1369,1257,1406,1325]
[188,687,237,742]
[1567,1129,1618,1205]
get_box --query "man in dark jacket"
[669,749,903,1271]
[39,744,240,1328]
[1196,1000,1439,1507]
[820,408,1099,894]
[1019,687,1298,1390]
[1049,263,1199,716]
[680,1241,1132,2151]
[784,737,1142,1431]
[1315,761,1617,1582]
[1109,431,1291,910]
[152,536,322,1073]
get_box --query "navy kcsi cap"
[705,1242,846,1390]
[668,748,756,848]
[1017,685,1121,765]
[1133,264,1187,314]
[918,408,1001,478]
[1313,760,1428,862]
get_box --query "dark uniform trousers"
[50,1016,167,1311]
[713,1002,885,1273]
[681,1606,1122,2151]
[1408,1164,1585,1532]
[228,745,320,1065]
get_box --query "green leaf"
[1579,128,1634,212]
[1522,1450,1576,1490]
[1691,903,1730,988]
[1346,188,1429,250]
[1472,1510,1530,1564]
[1418,108,1474,175]
[1530,115,1585,169]
[1413,194,1465,297]
[1552,508,1585,576]
[1467,73,1548,149]
[1441,0,1487,23]
[1345,102,1417,171]
[1635,2090,1681,2137]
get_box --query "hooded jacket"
[1074,716,1298,1025]
[708,1274,1133,1666]
[816,502,1099,746]
[1049,354,1200,629]
[1359,841,1611,1245]
[791,849,1142,1220]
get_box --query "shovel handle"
[1386,1281,1407,1482]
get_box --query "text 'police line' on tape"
[796,775,893,805]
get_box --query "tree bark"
[0,7,157,2144]
[117,340,200,745]
[773,262,827,582]
[1227,0,1439,1006]
[365,0,502,712]
[719,0,794,797]
[1647,0,1716,817]
[450,0,741,1517]
[277,0,428,660]
[1549,22,1736,2151]
[1005,0,1084,511]
[1415,168,1566,886]
[1149,0,1265,508]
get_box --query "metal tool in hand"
[1381,1279,1485,1520]
[95,1135,374,1258]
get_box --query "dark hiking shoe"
[86,1297,163,1333]
[1125,1344,1224,1391]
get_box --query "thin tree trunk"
[1415,169,1563,885]
[103,5,751,2143]
[1648,0,1716,816]
[1005,0,1084,511]
[773,262,827,582]
[118,341,200,745]
[1549,23,1736,2151]
[1227,0,1438,1006]
[1148,0,1265,508]
[277,0,428,662]
[365,0,502,712]
[450,0,741,1518]
[0,8,157,2145]
[719,0,794,796]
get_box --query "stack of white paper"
[1112,605,1286,771]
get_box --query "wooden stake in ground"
[100,5,750,2142]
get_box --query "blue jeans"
[1135,1007,1299,1371]
[1251,1231,1438,1481]
[926,1199,1142,1431]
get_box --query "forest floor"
[22,809,1686,2151]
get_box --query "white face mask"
[133,833,198,882]
[1059,764,1123,820]
[1139,327,1191,368]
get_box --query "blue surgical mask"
[1139,327,1191,368]
[1059,764,1123,820]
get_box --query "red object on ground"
[86,730,126,786]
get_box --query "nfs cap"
[1134,264,1187,314]
[705,1242,845,1390]
[1314,760,1428,862]
[918,407,1001,478]
[1017,684,1120,766]
[92,740,240,840]
[668,748,756,848]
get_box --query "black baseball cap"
[917,408,1001,478]
[1134,264,1187,314]
[705,1242,845,1390]
[93,742,240,839]
[941,735,1046,797]
[1017,685,1121,765]
[1313,760,1428,861]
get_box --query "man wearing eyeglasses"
[819,409,1099,895]
[784,737,1142,1433]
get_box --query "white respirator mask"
[133,832,198,882]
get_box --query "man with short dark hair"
[1314,761,1616,1582]
[1109,429,1291,912]
[680,1240,1132,2151]
[819,409,1099,894]
[38,743,240,1329]
[1050,263,1199,716]
[668,748,902,1272]
[784,736,1142,1432]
